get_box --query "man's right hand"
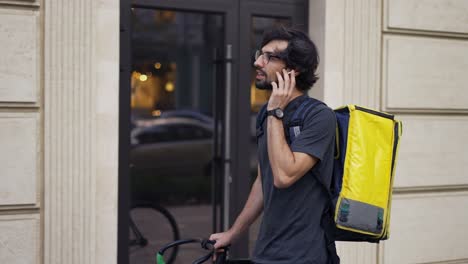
[209,170,264,251]
[209,230,235,249]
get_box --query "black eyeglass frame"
[254,50,287,64]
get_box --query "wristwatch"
[267,108,284,119]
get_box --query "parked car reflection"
[131,115,213,171]
[130,111,257,204]
[130,112,214,204]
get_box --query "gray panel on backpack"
[336,198,384,234]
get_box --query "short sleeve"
[290,106,336,161]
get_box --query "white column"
[44,1,119,263]
[310,0,381,110]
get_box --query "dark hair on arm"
[261,25,320,91]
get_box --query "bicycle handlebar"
[157,238,229,264]
[158,238,202,256]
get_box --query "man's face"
[253,40,288,90]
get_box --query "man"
[210,26,339,264]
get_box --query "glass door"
[119,0,307,262]
[128,4,234,263]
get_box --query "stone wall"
[0,1,42,263]
[0,0,120,263]
[310,0,468,263]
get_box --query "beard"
[255,79,273,90]
[255,68,273,90]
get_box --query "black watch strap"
[267,108,284,119]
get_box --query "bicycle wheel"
[129,201,180,264]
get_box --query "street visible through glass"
[130,8,224,264]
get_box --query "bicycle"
[129,200,181,264]
[157,238,252,264]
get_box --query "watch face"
[275,108,284,118]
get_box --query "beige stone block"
[0,113,39,205]
[336,242,377,264]
[0,8,39,103]
[383,35,468,111]
[0,1,40,7]
[394,115,468,188]
[0,214,40,264]
[382,192,468,263]
[386,0,468,34]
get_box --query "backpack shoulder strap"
[288,98,323,142]
[291,98,312,123]
[255,103,269,141]
[256,103,268,130]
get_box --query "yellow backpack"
[331,105,402,242]
[258,100,403,242]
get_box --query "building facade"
[0,0,467,263]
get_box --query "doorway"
[119,1,308,263]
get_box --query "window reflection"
[131,9,224,118]
[131,61,177,117]
[130,8,224,264]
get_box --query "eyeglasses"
[254,50,282,64]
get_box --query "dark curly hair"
[261,26,320,91]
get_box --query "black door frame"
[119,0,308,262]
[118,0,132,263]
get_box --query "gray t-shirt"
[252,95,336,264]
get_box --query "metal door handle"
[223,44,233,231]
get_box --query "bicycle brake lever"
[201,239,216,250]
